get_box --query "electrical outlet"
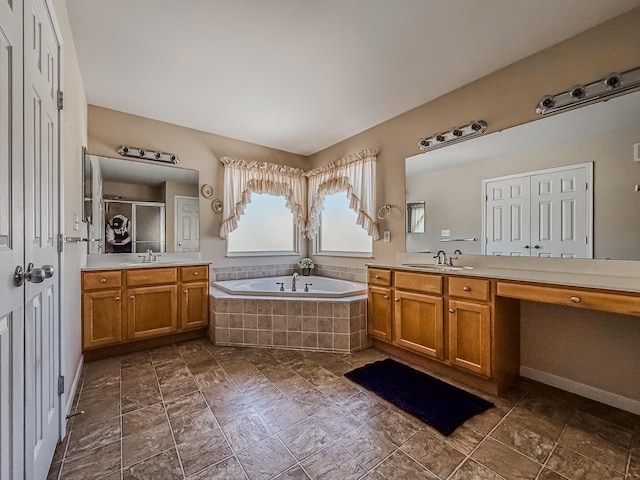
[383,230,391,242]
[440,229,451,237]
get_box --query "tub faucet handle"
[276,282,284,292]
[304,283,312,292]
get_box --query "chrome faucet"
[434,250,447,266]
[139,248,160,263]
[291,272,299,292]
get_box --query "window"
[227,194,297,255]
[316,192,372,255]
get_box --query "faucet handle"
[447,256,457,266]
[276,282,284,292]
[304,283,312,292]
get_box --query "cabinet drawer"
[368,268,392,286]
[83,271,122,290]
[449,277,490,302]
[180,265,208,282]
[496,282,640,316]
[127,267,177,287]
[395,271,442,295]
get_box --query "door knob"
[533,245,541,249]
[14,264,46,286]
[42,265,54,278]
[522,245,530,249]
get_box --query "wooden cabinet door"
[180,282,209,330]
[368,286,392,341]
[127,285,178,340]
[393,290,443,359]
[83,289,123,349]
[448,300,491,377]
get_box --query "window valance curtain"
[219,157,306,239]
[305,148,379,240]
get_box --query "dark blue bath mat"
[344,358,493,436]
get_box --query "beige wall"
[87,106,310,266]
[308,9,640,402]
[54,0,88,416]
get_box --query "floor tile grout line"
[534,409,575,480]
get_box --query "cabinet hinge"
[57,233,64,253]
[58,376,64,395]
[57,90,64,110]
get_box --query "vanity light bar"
[117,145,179,164]
[536,65,640,115]
[418,120,488,152]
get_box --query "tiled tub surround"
[210,289,369,353]
[210,263,366,284]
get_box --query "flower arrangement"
[298,257,315,269]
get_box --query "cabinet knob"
[570,296,581,303]
[193,271,199,276]
[100,278,107,283]
[463,286,471,291]
[115,296,120,301]
[395,298,400,302]
[383,295,389,300]
[184,290,188,294]
[129,295,134,300]
[374,275,381,279]
[448,308,455,313]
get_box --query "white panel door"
[175,196,199,252]
[23,0,60,478]
[484,176,531,256]
[0,1,26,479]
[530,166,590,258]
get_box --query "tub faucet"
[292,272,299,292]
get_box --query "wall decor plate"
[201,184,214,198]
[211,199,223,213]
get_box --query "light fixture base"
[418,120,488,152]
[117,145,179,164]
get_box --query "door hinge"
[57,233,64,253]
[58,376,65,395]
[57,90,64,110]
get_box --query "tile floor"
[48,339,640,480]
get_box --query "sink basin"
[401,264,464,271]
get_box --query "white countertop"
[82,253,210,271]
[369,253,640,294]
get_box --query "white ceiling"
[66,0,640,156]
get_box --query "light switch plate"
[634,143,640,162]
[440,229,451,237]
[383,230,391,242]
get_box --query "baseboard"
[520,366,640,415]
[65,355,84,417]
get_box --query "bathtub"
[213,275,366,298]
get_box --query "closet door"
[23,0,61,477]
[530,166,591,258]
[484,176,531,256]
[0,1,26,479]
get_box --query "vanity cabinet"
[82,264,209,352]
[447,277,492,377]
[367,266,513,394]
[367,268,393,341]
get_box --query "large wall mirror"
[406,90,640,260]
[83,154,200,254]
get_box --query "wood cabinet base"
[84,328,207,362]
[372,339,508,396]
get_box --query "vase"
[302,268,311,276]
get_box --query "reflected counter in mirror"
[405,90,640,260]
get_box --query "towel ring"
[377,204,392,220]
